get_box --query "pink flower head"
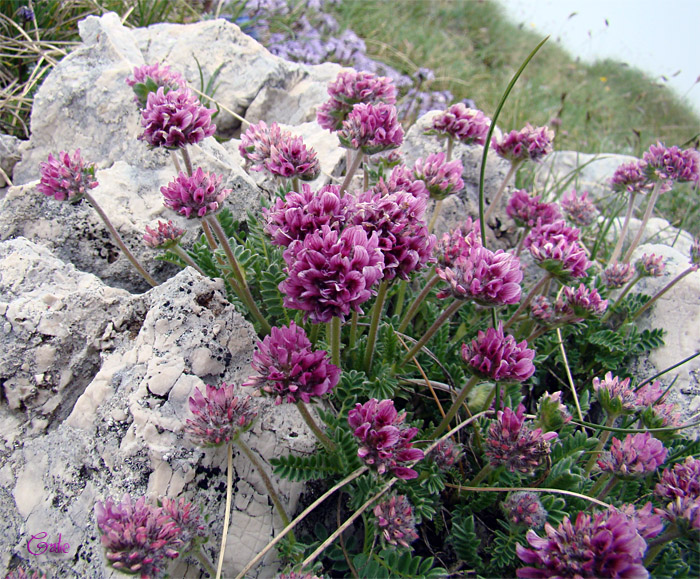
[506,189,561,228]
[642,142,700,184]
[602,262,635,289]
[337,102,404,155]
[160,497,207,553]
[597,432,667,478]
[485,404,557,474]
[143,220,185,249]
[655,457,700,532]
[461,324,535,383]
[536,391,572,432]
[503,492,548,529]
[635,253,665,277]
[428,104,491,145]
[429,439,463,471]
[239,120,284,172]
[610,160,659,195]
[593,372,637,416]
[492,123,554,164]
[139,87,215,149]
[317,70,397,132]
[373,495,419,548]
[161,168,230,219]
[555,283,608,320]
[436,246,522,306]
[618,502,664,541]
[263,183,348,247]
[349,189,436,281]
[265,134,320,181]
[185,382,257,447]
[280,224,385,323]
[525,219,590,281]
[381,163,429,198]
[38,149,98,203]
[435,218,482,268]
[412,152,465,200]
[561,189,598,227]
[347,398,424,479]
[243,321,340,404]
[634,381,681,428]
[529,295,555,323]
[95,494,182,577]
[126,63,187,108]
[516,510,647,578]
[5,565,46,579]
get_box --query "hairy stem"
[623,181,662,263]
[608,191,637,264]
[296,401,336,452]
[181,146,194,177]
[401,299,464,365]
[398,272,439,332]
[173,245,206,276]
[484,161,520,222]
[427,198,443,233]
[215,442,233,579]
[328,316,341,367]
[430,374,480,439]
[339,150,364,196]
[600,273,643,322]
[364,279,389,373]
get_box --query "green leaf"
[270,451,339,481]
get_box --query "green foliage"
[270,451,339,482]
[484,524,521,574]
[449,507,482,569]
[353,549,447,579]
[650,542,693,579]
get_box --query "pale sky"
[497,0,700,114]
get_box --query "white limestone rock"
[1,134,21,187]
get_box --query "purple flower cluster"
[503,492,548,529]
[593,372,637,416]
[555,283,608,320]
[484,404,557,474]
[411,152,464,200]
[161,168,230,219]
[506,189,561,228]
[379,163,428,198]
[561,189,598,227]
[239,120,283,171]
[428,104,491,145]
[602,262,635,289]
[160,497,207,553]
[38,149,98,203]
[636,253,666,277]
[597,432,667,478]
[185,382,257,447]
[337,102,404,154]
[529,296,555,323]
[317,70,397,132]
[525,219,590,280]
[126,63,187,107]
[642,142,700,184]
[516,510,647,578]
[95,494,182,577]
[243,321,340,404]
[5,565,45,579]
[655,456,700,532]
[143,220,185,249]
[267,135,321,181]
[610,160,659,195]
[492,124,554,164]
[138,87,215,149]
[635,381,681,427]
[435,218,482,268]
[618,502,664,541]
[280,224,384,323]
[429,439,463,471]
[461,324,535,383]
[347,398,424,479]
[373,495,419,548]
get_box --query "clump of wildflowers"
[380,163,429,198]
[561,189,598,227]
[516,510,647,578]
[347,398,424,479]
[185,382,257,447]
[597,432,667,478]
[503,492,547,529]
[243,321,340,404]
[461,324,535,383]
[592,372,637,416]
[427,104,491,145]
[492,124,554,164]
[280,224,384,323]
[38,149,98,203]
[555,283,608,319]
[412,152,464,200]
[602,262,635,289]
[126,63,187,108]
[636,253,666,277]
[525,219,590,280]
[266,134,321,181]
[143,220,185,249]
[635,381,681,428]
[506,189,561,228]
[429,439,463,471]
[239,120,284,172]
[485,404,557,475]
[642,142,700,184]
[337,102,404,154]
[95,494,182,577]
[161,168,230,219]
[139,87,215,149]
[373,495,420,548]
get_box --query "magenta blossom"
[428,104,491,145]
[618,503,664,541]
[602,262,635,289]
[485,404,557,475]
[185,382,257,447]
[263,183,348,247]
[347,398,424,479]
[280,224,385,323]
[143,220,185,249]
[239,120,284,172]
[593,372,637,416]
[265,134,320,181]
[506,189,561,228]
[655,457,700,533]
[611,160,658,195]
[461,324,535,383]
[412,152,465,200]
[337,102,404,154]
[138,87,215,149]
[516,510,647,578]
[38,149,98,203]
[642,142,700,184]
[503,492,548,529]
[160,497,207,553]
[635,381,681,428]
[317,70,397,132]
[373,495,419,548]
[95,494,181,577]
[530,295,555,323]
[492,124,554,164]
[636,253,665,277]
[243,321,340,404]
[555,283,608,320]
[380,163,429,198]
[561,189,598,227]
[597,432,667,478]
[435,218,482,268]
[161,168,230,219]
[429,439,463,471]
[126,63,187,107]
[525,219,590,280]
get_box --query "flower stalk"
[503,273,551,330]
[401,299,464,365]
[215,442,233,579]
[430,374,480,439]
[181,146,194,176]
[630,265,697,322]
[608,191,637,265]
[623,181,663,263]
[329,316,341,366]
[584,414,617,475]
[364,279,390,373]
[339,150,364,196]
[484,160,521,222]
[296,401,336,452]
[398,272,439,332]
